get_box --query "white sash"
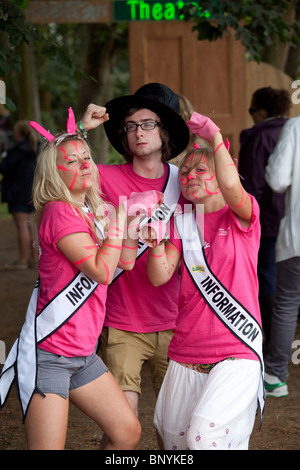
[0,213,105,420]
[112,163,181,282]
[0,272,99,419]
[175,212,265,422]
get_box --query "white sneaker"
[264,372,288,397]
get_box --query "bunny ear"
[194,143,201,149]
[29,121,55,141]
[225,138,230,151]
[67,107,76,134]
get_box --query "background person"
[0,120,39,270]
[263,115,300,398]
[238,87,291,351]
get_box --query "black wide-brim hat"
[104,83,190,160]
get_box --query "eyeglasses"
[248,107,258,115]
[123,121,161,133]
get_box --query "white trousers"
[154,359,260,450]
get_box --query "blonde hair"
[32,134,106,237]
[179,147,215,174]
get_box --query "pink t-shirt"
[97,163,181,333]
[168,195,262,364]
[37,201,107,357]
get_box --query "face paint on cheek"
[180,177,187,186]
[205,187,221,195]
[204,173,215,181]
[57,164,71,172]
[68,168,78,191]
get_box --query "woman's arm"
[147,240,181,287]
[187,112,252,225]
[117,215,139,270]
[57,205,127,285]
[79,104,109,132]
[212,131,252,225]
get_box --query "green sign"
[113,1,210,21]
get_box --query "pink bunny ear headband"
[30,107,85,146]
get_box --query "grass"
[0,202,9,219]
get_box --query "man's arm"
[266,120,295,193]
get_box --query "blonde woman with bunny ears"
[0,108,168,450]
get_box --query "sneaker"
[4,261,28,271]
[264,372,288,397]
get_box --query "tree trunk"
[77,24,126,163]
[261,3,296,73]
[16,43,40,121]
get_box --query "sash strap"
[0,272,98,419]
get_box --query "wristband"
[77,121,88,140]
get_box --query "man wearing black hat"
[80,83,189,444]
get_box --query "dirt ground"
[0,216,299,451]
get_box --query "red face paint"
[97,255,110,285]
[57,164,71,172]
[68,168,78,191]
[58,146,72,161]
[57,140,93,195]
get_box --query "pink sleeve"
[42,202,91,247]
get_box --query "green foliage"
[0,1,90,81]
[180,0,300,62]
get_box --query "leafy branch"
[180,0,300,62]
[0,0,92,79]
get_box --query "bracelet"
[158,234,169,245]
[213,141,224,156]
[77,121,88,140]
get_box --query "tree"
[0,0,91,117]
[0,1,128,162]
[180,0,300,77]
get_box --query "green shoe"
[264,372,288,397]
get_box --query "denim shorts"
[8,202,35,213]
[36,348,108,399]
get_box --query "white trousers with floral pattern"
[154,358,260,450]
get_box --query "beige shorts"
[99,327,173,394]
